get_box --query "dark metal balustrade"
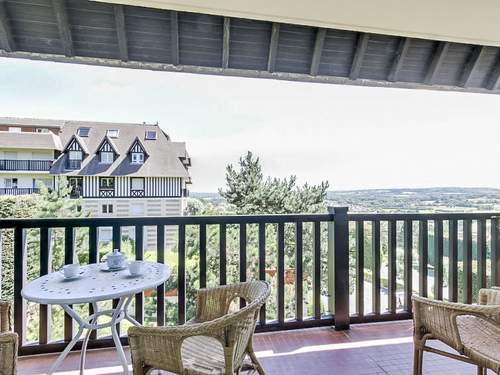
[0,159,52,171]
[0,188,40,195]
[1,209,500,356]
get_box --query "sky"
[1,57,500,192]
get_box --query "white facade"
[0,148,54,191]
[84,197,185,249]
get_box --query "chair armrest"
[412,295,500,352]
[0,332,18,375]
[0,300,12,333]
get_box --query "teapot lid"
[108,248,123,257]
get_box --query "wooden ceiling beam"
[486,54,500,90]
[222,17,230,69]
[170,10,179,65]
[267,22,280,73]
[424,41,449,85]
[0,0,15,52]
[388,37,411,82]
[114,5,128,61]
[310,28,326,76]
[52,0,73,57]
[459,45,485,87]
[349,33,369,80]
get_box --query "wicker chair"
[128,280,271,375]
[0,300,17,375]
[412,288,500,375]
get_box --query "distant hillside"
[326,187,500,213]
[191,188,500,213]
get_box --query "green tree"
[36,176,85,218]
[220,151,329,214]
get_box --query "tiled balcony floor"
[19,320,487,375]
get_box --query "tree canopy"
[219,151,329,214]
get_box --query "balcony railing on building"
[0,159,52,171]
[0,188,40,195]
[2,208,500,356]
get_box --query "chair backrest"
[0,301,12,333]
[196,281,270,372]
[196,280,270,322]
[412,296,462,351]
[479,288,500,305]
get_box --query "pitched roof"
[0,131,62,150]
[0,117,66,128]
[50,121,190,178]
[64,134,90,154]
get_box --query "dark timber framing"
[349,33,370,80]
[310,28,326,76]
[113,5,128,61]
[1,0,500,94]
[459,45,485,87]
[170,10,179,65]
[0,0,14,52]
[52,0,73,57]
[424,41,450,85]
[388,37,411,82]
[222,17,230,69]
[267,23,280,73]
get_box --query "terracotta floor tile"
[18,321,490,374]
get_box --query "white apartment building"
[0,117,191,247]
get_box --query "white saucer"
[99,263,128,272]
[59,269,86,281]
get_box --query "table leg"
[111,296,130,375]
[47,324,85,375]
[79,302,99,375]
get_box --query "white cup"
[62,264,80,279]
[128,261,144,276]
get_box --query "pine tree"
[219,151,329,214]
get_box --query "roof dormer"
[128,137,148,164]
[64,135,88,170]
[97,136,119,164]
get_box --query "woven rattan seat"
[129,280,270,375]
[0,300,17,375]
[457,315,500,373]
[412,288,500,375]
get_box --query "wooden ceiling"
[1,0,500,94]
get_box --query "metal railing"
[1,208,500,356]
[0,159,52,171]
[0,188,40,195]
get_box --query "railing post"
[329,206,350,330]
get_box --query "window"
[107,129,119,138]
[36,128,49,133]
[102,204,113,214]
[5,178,18,188]
[131,152,144,164]
[131,177,144,190]
[130,203,144,216]
[100,151,114,164]
[33,178,53,189]
[99,177,115,189]
[4,151,17,160]
[69,150,82,160]
[145,131,157,140]
[77,127,90,137]
[8,127,21,133]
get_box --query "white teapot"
[105,248,127,269]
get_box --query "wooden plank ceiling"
[1,0,500,94]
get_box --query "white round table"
[22,261,170,375]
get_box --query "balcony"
[0,187,39,195]
[2,209,500,373]
[0,159,52,171]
